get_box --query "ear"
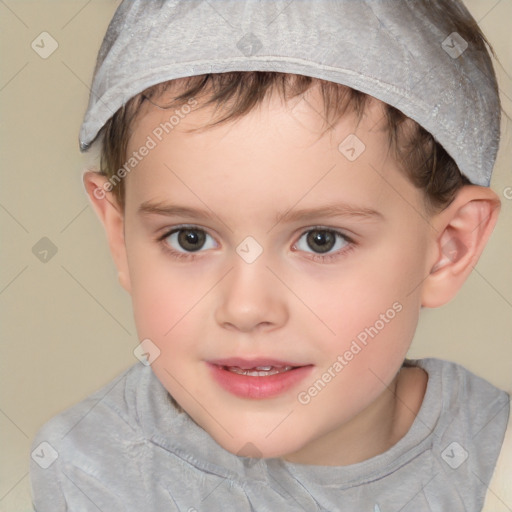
[82,171,131,293]
[421,185,500,308]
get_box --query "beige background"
[0,1,511,510]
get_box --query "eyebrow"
[138,200,383,224]
[138,201,218,220]
[274,204,383,224]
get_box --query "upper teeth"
[225,365,293,376]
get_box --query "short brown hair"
[98,71,470,212]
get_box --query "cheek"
[314,285,416,372]
[309,250,421,330]
[126,242,204,344]
[298,234,425,374]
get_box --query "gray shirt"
[30,358,510,511]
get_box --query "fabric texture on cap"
[79,0,501,186]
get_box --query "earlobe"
[421,186,500,308]
[82,171,131,293]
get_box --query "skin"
[84,83,500,466]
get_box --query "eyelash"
[157,225,356,263]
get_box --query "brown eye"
[176,229,206,251]
[306,230,336,253]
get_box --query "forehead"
[123,85,424,224]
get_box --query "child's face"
[120,87,435,463]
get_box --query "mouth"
[207,358,313,399]
[222,365,295,377]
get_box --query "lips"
[207,358,313,399]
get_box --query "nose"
[214,258,289,333]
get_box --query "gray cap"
[79,0,500,186]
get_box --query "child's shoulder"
[413,357,510,435]
[29,363,169,509]
[31,363,146,452]
[411,357,510,504]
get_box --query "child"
[30,0,511,510]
